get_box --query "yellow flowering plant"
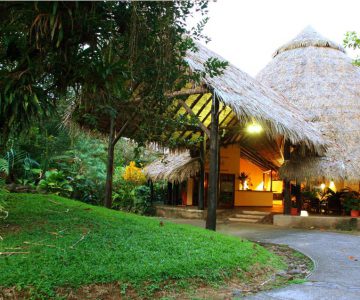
[122,161,146,185]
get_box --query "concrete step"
[228,217,259,223]
[240,210,270,216]
[234,214,263,219]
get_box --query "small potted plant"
[238,172,249,190]
[343,194,360,217]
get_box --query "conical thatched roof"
[144,152,200,183]
[257,26,360,182]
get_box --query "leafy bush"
[131,185,154,215]
[343,194,360,212]
[38,170,73,197]
[113,166,154,215]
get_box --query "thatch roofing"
[185,42,325,152]
[257,26,360,182]
[144,41,331,183]
[144,152,200,183]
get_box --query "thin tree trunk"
[104,116,132,209]
[104,118,115,208]
[206,93,219,231]
[198,133,205,210]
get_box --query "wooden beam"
[177,94,205,139]
[198,132,206,210]
[165,87,208,99]
[219,110,233,127]
[195,94,212,117]
[189,93,205,109]
[206,92,220,231]
[179,99,211,138]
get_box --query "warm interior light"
[247,123,263,134]
[256,181,264,191]
[320,183,326,190]
[300,210,309,217]
[329,181,336,192]
[244,180,248,190]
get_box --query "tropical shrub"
[122,161,146,184]
[38,170,73,197]
[131,185,153,215]
[113,165,153,215]
[343,192,360,212]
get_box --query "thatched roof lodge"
[257,26,360,183]
[145,41,326,185]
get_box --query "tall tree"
[0,1,224,209]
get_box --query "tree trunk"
[206,94,219,231]
[104,118,115,208]
[198,133,206,210]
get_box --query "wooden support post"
[167,182,172,205]
[172,183,177,205]
[270,169,273,192]
[283,140,291,215]
[284,180,291,215]
[295,183,302,213]
[198,133,206,210]
[206,92,220,231]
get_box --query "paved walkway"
[161,218,360,300]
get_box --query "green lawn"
[0,192,284,298]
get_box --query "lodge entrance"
[192,173,235,208]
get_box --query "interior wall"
[239,158,265,190]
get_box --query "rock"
[232,289,242,296]
[276,270,288,277]
[288,268,302,275]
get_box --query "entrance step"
[240,210,269,216]
[228,217,259,223]
[234,214,263,219]
[228,210,271,224]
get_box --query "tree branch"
[112,112,137,147]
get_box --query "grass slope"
[0,192,284,298]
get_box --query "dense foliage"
[0,1,228,209]
[0,113,163,212]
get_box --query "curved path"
[164,219,360,300]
